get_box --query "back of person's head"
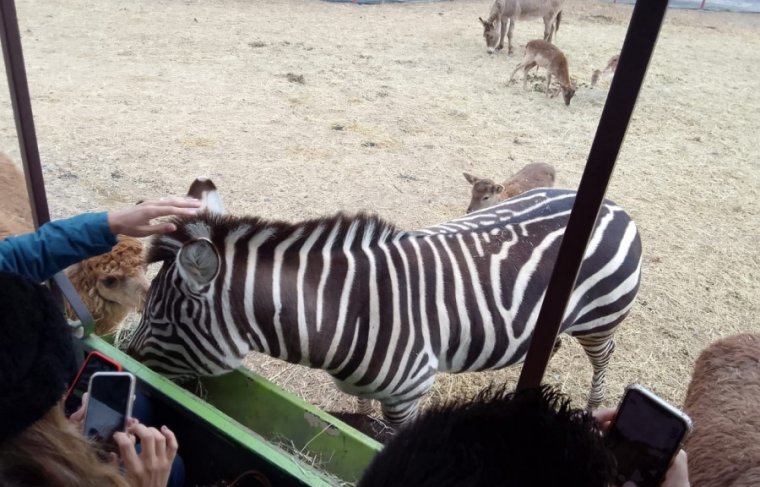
[0,272,77,441]
[0,272,128,486]
[358,385,615,487]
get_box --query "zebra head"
[125,179,250,379]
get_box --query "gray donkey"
[479,0,564,55]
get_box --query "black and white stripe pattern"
[126,188,642,424]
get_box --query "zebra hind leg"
[576,332,616,410]
[380,398,422,427]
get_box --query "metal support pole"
[517,0,670,392]
[0,0,50,228]
[0,0,94,334]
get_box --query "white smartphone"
[605,384,693,487]
[82,371,136,448]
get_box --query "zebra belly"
[328,349,439,404]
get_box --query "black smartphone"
[82,372,136,448]
[606,384,693,487]
[64,351,122,417]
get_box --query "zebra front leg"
[576,332,616,410]
[380,398,422,426]
[357,398,373,416]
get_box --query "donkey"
[479,0,564,55]
[509,39,576,106]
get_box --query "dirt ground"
[1,0,758,419]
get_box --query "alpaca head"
[66,235,149,335]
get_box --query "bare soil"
[2,0,758,420]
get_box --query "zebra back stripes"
[126,187,642,423]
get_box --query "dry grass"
[1,0,758,422]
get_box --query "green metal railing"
[85,335,382,486]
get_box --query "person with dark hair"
[358,385,690,487]
[358,385,616,487]
[0,197,200,282]
[0,272,178,487]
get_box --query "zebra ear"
[187,177,225,215]
[176,238,220,289]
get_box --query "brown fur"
[0,153,34,238]
[1,152,148,335]
[509,39,576,106]
[463,162,556,213]
[683,333,760,487]
[64,236,148,335]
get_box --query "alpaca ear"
[177,238,220,290]
[479,16,486,25]
[187,177,225,215]
[494,184,505,194]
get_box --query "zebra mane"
[146,210,401,264]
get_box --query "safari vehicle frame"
[0,0,668,484]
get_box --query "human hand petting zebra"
[108,197,202,237]
[0,193,202,283]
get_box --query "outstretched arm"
[107,197,201,237]
[0,197,200,282]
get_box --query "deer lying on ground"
[591,54,619,88]
[463,162,556,213]
[479,0,564,55]
[509,39,575,106]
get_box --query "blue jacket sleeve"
[0,212,117,282]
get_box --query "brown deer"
[591,54,619,88]
[508,39,575,106]
[479,0,564,56]
[463,162,556,213]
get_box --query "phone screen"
[64,353,121,416]
[606,388,690,487]
[83,374,133,445]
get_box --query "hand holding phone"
[114,421,180,487]
[604,384,692,487]
[661,450,689,487]
[83,372,136,448]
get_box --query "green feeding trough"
[84,334,381,486]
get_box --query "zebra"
[126,180,642,425]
